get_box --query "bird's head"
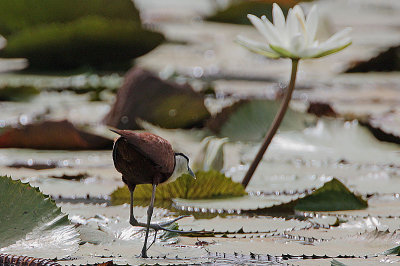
[169,152,195,182]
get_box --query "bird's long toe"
[129,217,139,226]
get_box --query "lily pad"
[207,1,292,25]
[110,170,246,205]
[0,0,141,36]
[174,178,367,215]
[104,68,210,130]
[331,260,348,266]
[207,99,313,142]
[0,120,112,150]
[295,178,368,212]
[383,245,400,255]
[0,85,40,101]
[346,45,400,72]
[2,16,164,71]
[0,176,79,257]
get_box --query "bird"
[111,129,195,258]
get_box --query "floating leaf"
[295,178,368,211]
[383,245,400,255]
[2,16,163,71]
[0,0,141,36]
[0,85,40,101]
[207,99,313,142]
[173,178,367,216]
[0,120,112,150]
[246,178,367,214]
[331,260,348,266]
[104,68,210,130]
[207,1,293,25]
[0,176,79,257]
[346,45,400,72]
[110,170,246,205]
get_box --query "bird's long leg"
[128,185,139,226]
[141,183,157,258]
[128,185,210,239]
[146,230,157,251]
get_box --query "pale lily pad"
[207,99,314,142]
[177,216,310,234]
[202,229,400,259]
[111,170,246,205]
[0,176,79,257]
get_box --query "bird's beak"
[188,167,196,179]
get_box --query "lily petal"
[305,5,318,43]
[260,15,281,45]
[239,4,351,59]
[312,41,352,58]
[236,35,280,59]
[325,27,352,45]
[286,9,299,45]
[293,5,306,25]
[272,3,286,33]
[320,34,351,52]
[247,14,276,45]
[270,44,298,59]
[290,34,306,55]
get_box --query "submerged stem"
[241,59,299,188]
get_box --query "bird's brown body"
[111,129,194,258]
[112,130,175,189]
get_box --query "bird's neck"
[166,156,187,184]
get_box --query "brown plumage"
[111,128,194,258]
[112,130,175,188]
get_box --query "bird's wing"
[111,129,175,175]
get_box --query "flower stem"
[241,59,299,188]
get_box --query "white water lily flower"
[237,3,351,59]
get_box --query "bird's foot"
[141,247,148,258]
[129,217,139,227]
[130,215,213,235]
[129,215,189,231]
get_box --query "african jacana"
[111,129,195,258]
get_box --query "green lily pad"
[2,16,164,71]
[247,178,368,214]
[383,245,400,255]
[0,176,79,257]
[207,1,290,25]
[0,85,40,101]
[207,99,313,142]
[295,178,368,211]
[0,0,141,36]
[110,170,246,205]
[173,178,368,216]
[331,260,348,266]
